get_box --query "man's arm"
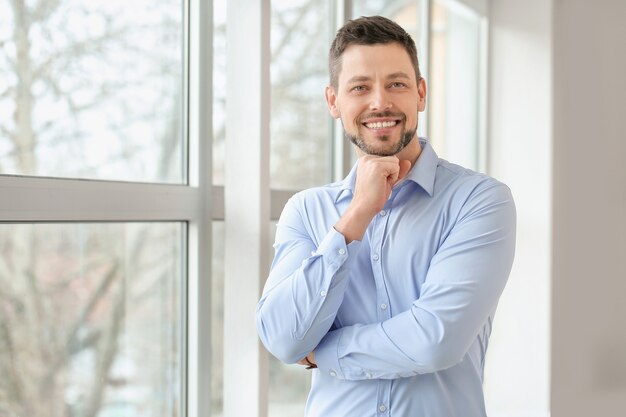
[255,195,362,364]
[314,182,516,379]
[256,156,409,364]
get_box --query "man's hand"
[335,156,411,243]
[352,155,411,215]
[297,351,317,369]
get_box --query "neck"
[396,135,422,167]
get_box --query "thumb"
[398,159,412,181]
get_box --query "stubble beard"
[345,123,417,157]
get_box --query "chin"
[346,126,416,157]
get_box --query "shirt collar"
[334,137,438,203]
[405,137,437,196]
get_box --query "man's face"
[326,42,426,157]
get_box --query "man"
[256,16,516,417]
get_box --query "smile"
[364,120,399,129]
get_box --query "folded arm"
[314,183,517,379]
[256,156,409,364]
[255,194,362,364]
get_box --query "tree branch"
[39,262,119,390]
[83,269,127,417]
[0,315,23,406]
[271,2,316,62]
[32,24,141,82]
[31,0,62,23]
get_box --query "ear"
[417,78,427,112]
[325,85,341,119]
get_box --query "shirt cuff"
[314,328,345,379]
[313,227,362,270]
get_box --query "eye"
[390,82,407,88]
[351,85,367,92]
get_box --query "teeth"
[365,121,397,129]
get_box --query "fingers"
[352,155,410,217]
[297,352,317,368]
[360,155,410,186]
[361,155,401,176]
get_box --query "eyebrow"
[346,72,412,84]
[387,72,411,80]
[346,75,371,84]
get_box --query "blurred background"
[0,0,624,417]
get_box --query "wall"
[488,0,626,416]
[552,0,626,416]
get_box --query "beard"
[344,112,417,156]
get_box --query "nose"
[369,86,392,111]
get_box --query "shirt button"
[366,372,373,379]
[372,254,380,261]
[379,404,387,412]
[329,370,337,377]
[338,248,346,256]
[380,303,388,310]
[379,210,387,216]
[320,290,327,297]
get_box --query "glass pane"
[0,1,184,183]
[0,222,184,417]
[429,0,481,169]
[352,1,428,138]
[213,0,226,186]
[271,0,332,190]
[352,0,426,52]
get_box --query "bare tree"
[0,1,183,416]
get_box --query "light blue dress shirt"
[256,138,516,417]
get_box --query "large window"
[2,1,492,417]
[0,0,210,417]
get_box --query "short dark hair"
[329,16,422,89]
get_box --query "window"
[429,0,487,171]
[270,0,332,191]
[2,1,492,416]
[0,0,184,183]
[0,1,211,417]
[0,223,183,417]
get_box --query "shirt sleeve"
[256,194,362,364]
[315,182,517,380]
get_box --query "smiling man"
[256,16,516,417]
[328,42,424,161]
